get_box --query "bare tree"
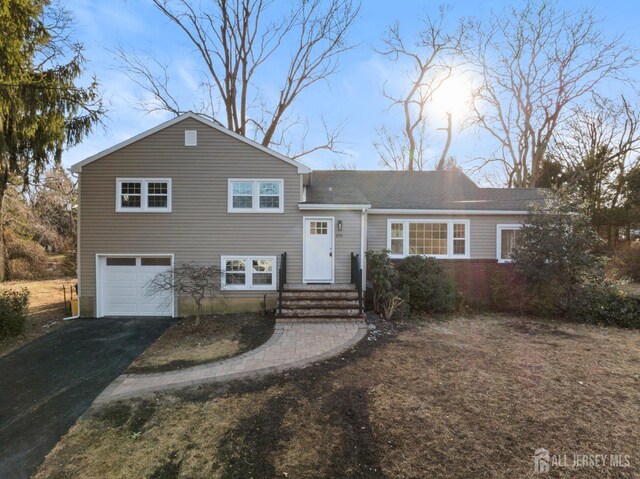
[117,0,359,159]
[466,1,636,187]
[374,124,429,171]
[330,157,358,170]
[146,262,225,326]
[376,7,467,171]
[436,112,452,170]
[550,95,640,245]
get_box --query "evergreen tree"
[0,0,102,280]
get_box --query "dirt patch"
[503,316,585,339]
[36,314,640,478]
[0,277,75,357]
[126,313,274,374]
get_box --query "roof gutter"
[367,208,530,215]
[298,203,371,211]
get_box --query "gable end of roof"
[70,112,311,174]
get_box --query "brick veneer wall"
[440,260,516,307]
[377,258,516,308]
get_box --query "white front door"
[303,217,334,283]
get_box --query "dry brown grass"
[0,277,75,357]
[126,313,274,373]
[36,315,640,478]
[620,282,640,297]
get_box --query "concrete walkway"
[96,321,367,402]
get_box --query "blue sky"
[63,0,640,183]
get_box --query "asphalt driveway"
[0,316,174,479]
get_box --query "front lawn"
[36,315,640,478]
[0,277,75,357]
[126,313,275,373]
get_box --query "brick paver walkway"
[95,321,367,402]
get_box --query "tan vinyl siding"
[79,118,306,315]
[367,214,527,259]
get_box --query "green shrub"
[571,282,640,328]
[513,195,605,315]
[366,250,398,316]
[613,243,640,282]
[509,193,640,328]
[396,256,457,314]
[0,288,30,339]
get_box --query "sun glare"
[428,74,474,126]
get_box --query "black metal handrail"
[351,252,363,315]
[278,252,287,315]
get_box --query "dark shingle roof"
[304,170,546,211]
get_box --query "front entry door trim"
[303,216,335,283]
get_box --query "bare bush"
[146,262,225,326]
[5,231,50,280]
[613,243,640,282]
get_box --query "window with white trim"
[387,219,469,258]
[497,224,523,262]
[221,256,276,290]
[116,178,172,212]
[228,179,283,213]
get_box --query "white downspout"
[360,208,367,289]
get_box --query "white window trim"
[227,179,284,213]
[185,129,197,146]
[221,255,277,290]
[496,224,523,263]
[386,219,471,259]
[116,178,172,213]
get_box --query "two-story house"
[70,112,544,318]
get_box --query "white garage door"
[99,256,173,317]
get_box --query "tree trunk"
[0,168,8,282]
[436,113,452,170]
[0,193,5,282]
[404,102,416,171]
[194,300,201,327]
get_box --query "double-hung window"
[387,219,470,259]
[497,224,523,263]
[116,178,172,212]
[228,179,284,213]
[221,256,276,290]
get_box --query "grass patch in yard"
[126,313,274,374]
[0,277,75,357]
[36,315,640,478]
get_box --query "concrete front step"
[278,283,364,323]
[280,308,361,317]
[276,315,365,323]
[282,291,358,300]
[284,283,356,291]
[282,299,359,307]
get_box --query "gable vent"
[185,130,197,146]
